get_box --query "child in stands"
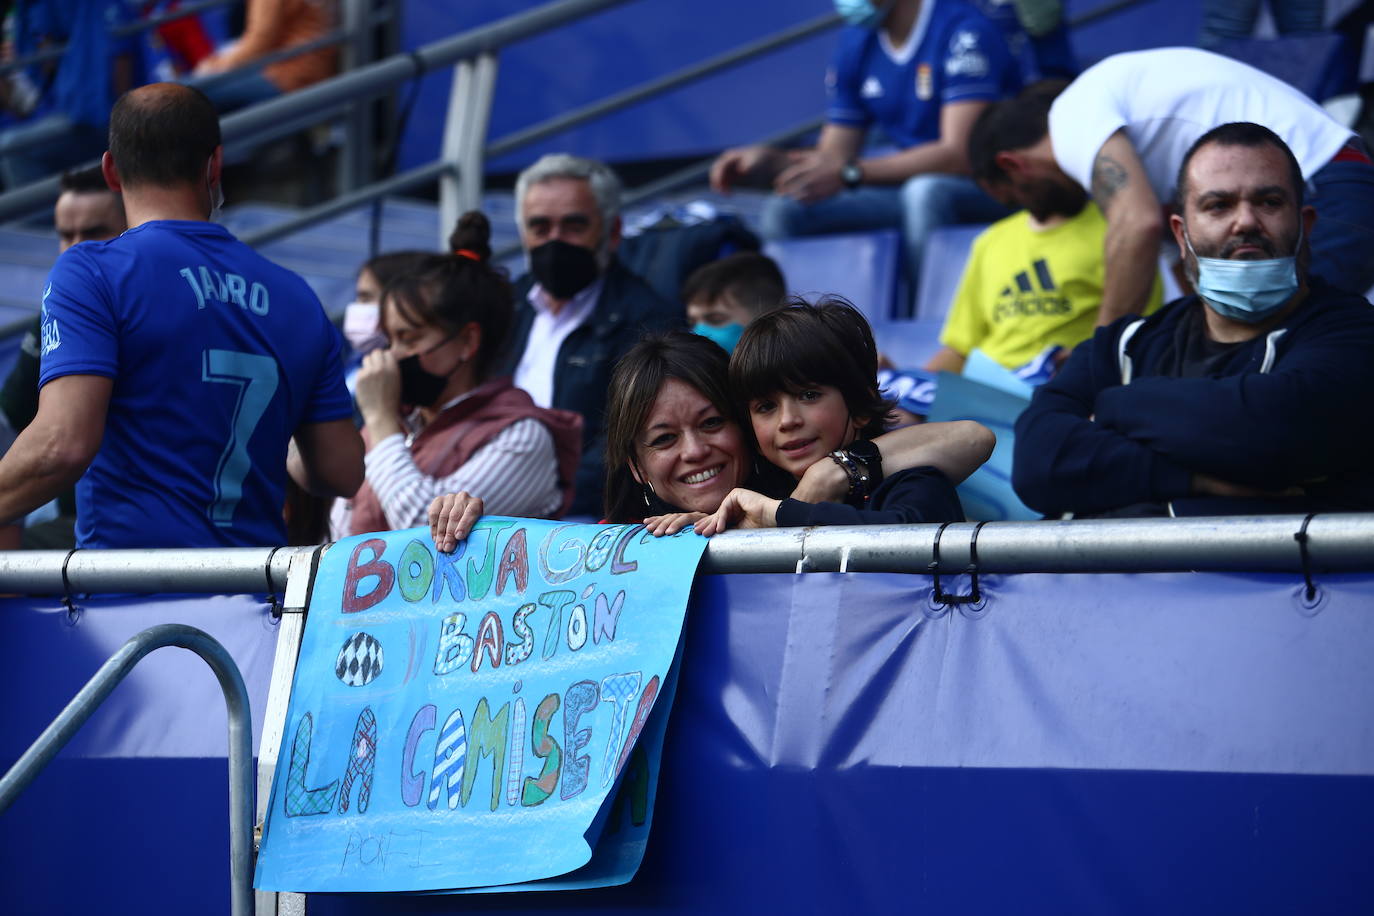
[696,296,979,533]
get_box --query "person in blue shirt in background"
[0,82,363,548]
[710,0,1022,304]
[0,0,145,189]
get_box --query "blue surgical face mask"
[1184,225,1302,324]
[834,0,886,28]
[692,321,745,353]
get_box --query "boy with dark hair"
[682,252,786,352]
[696,295,983,532]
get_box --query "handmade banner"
[254,519,708,893]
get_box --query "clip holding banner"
[60,548,82,625]
[928,521,987,609]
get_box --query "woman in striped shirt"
[332,211,581,539]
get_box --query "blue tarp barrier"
[4,570,1372,913]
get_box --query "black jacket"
[774,466,964,526]
[1012,279,1374,517]
[500,259,682,516]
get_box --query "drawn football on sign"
[335,631,384,687]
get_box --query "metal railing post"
[439,51,500,249]
[0,623,254,916]
[254,549,323,916]
[338,0,377,194]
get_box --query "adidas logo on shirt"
[861,77,883,99]
[993,259,1072,321]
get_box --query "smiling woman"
[600,322,996,533]
[602,332,755,524]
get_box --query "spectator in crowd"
[709,0,1020,297]
[496,153,682,518]
[1012,123,1374,518]
[429,328,993,550]
[0,165,127,549]
[340,250,430,381]
[336,211,582,538]
[971,0,1077,83]
[193,0,337,112]
[925,82,1162,381]
[0,82,363,547]
[0,0,144,188]
[682,251,787,353]
[972,47,1374,326]
[699,297,985,533]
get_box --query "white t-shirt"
[1049,47,1353,205]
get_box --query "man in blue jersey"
[0,83,364,548]
[710,0,1021,303]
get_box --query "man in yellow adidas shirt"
[925,84,1161,380]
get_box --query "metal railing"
[0,0,1158,245]
[0,515,1370,593]
[0,623,254,916]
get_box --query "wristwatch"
[841,161,863,190]
[844,438,883,487]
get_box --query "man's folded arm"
[1012,352,1193,515]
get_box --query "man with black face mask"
[498,153,681,517]
[1012,123,1374,519]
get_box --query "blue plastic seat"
[914,224,987,323]
[764,229,900,322]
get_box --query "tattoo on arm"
[1091,154,1129,210]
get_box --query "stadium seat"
[914,223,986,323]
[764,229,900,323]
[1214,33,1357,103]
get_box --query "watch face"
[847,438,878,459]
[847,438,881,470]
[842,163,862,187]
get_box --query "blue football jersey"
[39,220,353,548]
[826,0,1020,149]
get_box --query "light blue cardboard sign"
[928,372,1040,521]
[254,519,708,893]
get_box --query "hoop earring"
[642,480,657,510]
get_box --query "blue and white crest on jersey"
[946,29,988,77]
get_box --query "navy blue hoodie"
[1012,278,1374,517]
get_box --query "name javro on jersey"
[179,265,271,315]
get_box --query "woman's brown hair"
[602,331,744,522]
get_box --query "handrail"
[0,1,236,76]
[0,0,1184,232]
[0,0,636,224]
[0,516,1370,596]
[0,623,254,916]
[483,12,839,159]
[0,1,236,77]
